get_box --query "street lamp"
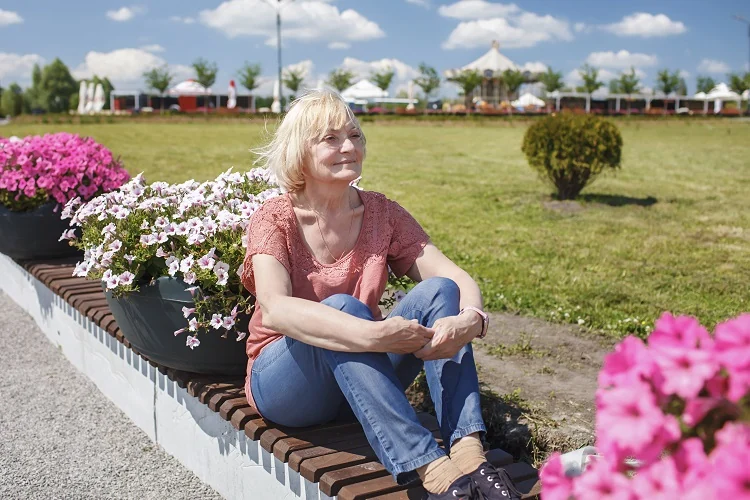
[266,0,295,112]
[733,14,750,73]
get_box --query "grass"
[4,118,749,339]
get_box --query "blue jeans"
[250,277,486,482]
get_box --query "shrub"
[521,114,622,200]
[0,133,130,211]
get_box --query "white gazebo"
[444,40,529,106]
[706,83,742,114]
[511,92,545,108]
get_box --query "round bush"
[521,113,623,200]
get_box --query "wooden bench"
[13,257,542,499]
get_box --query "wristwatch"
[459,306,489,339]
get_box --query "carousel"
[444,40,538,107]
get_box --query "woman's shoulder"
[251,194,292,227]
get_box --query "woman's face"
[305,122,364,186]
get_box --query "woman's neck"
[295,182,354,216]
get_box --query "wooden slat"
[337,474,406,500]
[273,421,364,462]
[319,461,390,497]
[300,444,377,483]
[231,406,260,430]
[218,397,250,420]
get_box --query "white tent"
[341,80,388,100]
[743,89,749,100]
[693,91,707,100]
[84,82,95,113]
[168,80,212,96]
[93,83,105,113]
[444,40,518,78]
[512,92,545,108]
[706,83,741,100]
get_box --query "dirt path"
[472,313,612,461]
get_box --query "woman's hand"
[374,317,435,354]
[414,313,482,361]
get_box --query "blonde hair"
[252,89,366,192]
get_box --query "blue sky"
[1,0,748,97]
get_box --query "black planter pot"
[104,277,249,375]
[0,201,81,260]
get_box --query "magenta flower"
[0,133,129,210]
[648,312,712,351]
[630,457,680,499]
[539,453,573,500]
[710,440,750,499]
[571,460,632,500]
[713,314,750,402]
[653,346,718,399]
[598,336,655,389]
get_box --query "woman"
[241,90,520,500]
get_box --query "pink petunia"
[572,459,632,500]
[222,316,235,330]
[186,335,200,350]
[209,314,223,330]
[630,457,680,500]
[599,336,655,390]
[710,440,750,499]
[539,453,574,500]
[648,313,712,351]
[653,346,718,400]
[181,306,195,319]
[714,313,750,370]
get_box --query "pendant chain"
[301,192,355,262]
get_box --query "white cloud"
[253,60,317,95]
[73,48,192,88]
[199,0,384,47]
[106,6,145,22]
[521,61,547,73]
[0,9,23,26]
[438,1,519,19]
[328,42,350,50]
[679,70,690,78]
[697,59,729,74]
[574,22,586,33]
[406,0,430,7]
[140,44,165,53]
[585,50,657,69]
[170,16,196,24]
[340,57,420,85]
[603,13,686,38]
[0,53,44,83]
[441,9,572,49]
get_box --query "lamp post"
[733,14,750,73]
[266,0,294,112]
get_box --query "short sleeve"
[386,199,430,277]
[240,202,292,295]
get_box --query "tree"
[282,67,304,101]
[656,69,680,96]
[0,83,23,116]
[538,68,564,95]
[677,77,688,96]
[327,68,355,92]
[578,64,603,95]
[413,63,441,103]
[502,69,526,102]
[371,67,395,92]
[192,58,218,114]
[39,58,77,113]
[447,69,483,110]
[143,65,173,113]
[728,72,750,113]
[613,67,640,115]
[696,75,715,94]
[24,64,48,114]
[609,79,622,94]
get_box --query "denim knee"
[322,293,373,319]
[413,277,459,305]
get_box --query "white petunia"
[210,314,223,330]
[180,256,194,273]
[236,331,247,342]
[168,261,180,276]
[118,271,135,286]
[188,318,199,331]
[183,271,197,284]
[198,254,215,270]
[106,275,120,289]
[102,269,113,282]
[108,240,122,252]
[182,306,196,318]
[58,229,76,242]
[222,316,235,330]
[157,232,168,243]
[186,335,200,349]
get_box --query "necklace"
[301,191,355,262]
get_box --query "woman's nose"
[340,138,355,152]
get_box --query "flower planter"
[104,277,248,375]
[0,202,81,260]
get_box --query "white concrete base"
[0,254,334,500]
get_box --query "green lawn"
[4,118,749,339]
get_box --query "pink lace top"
[240,190,429,408]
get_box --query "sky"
[1,0,749,98]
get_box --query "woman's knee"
[412,277,459,305]
[321,293,373,319]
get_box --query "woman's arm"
[404,242,485,360]
[252,254,434,353]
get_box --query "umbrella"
[84,82,95,113]
[511,92,545,108]
[77,81,87,114]
[93,83,105,113]
[227,80,237,109]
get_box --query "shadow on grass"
[580,193,658,207]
